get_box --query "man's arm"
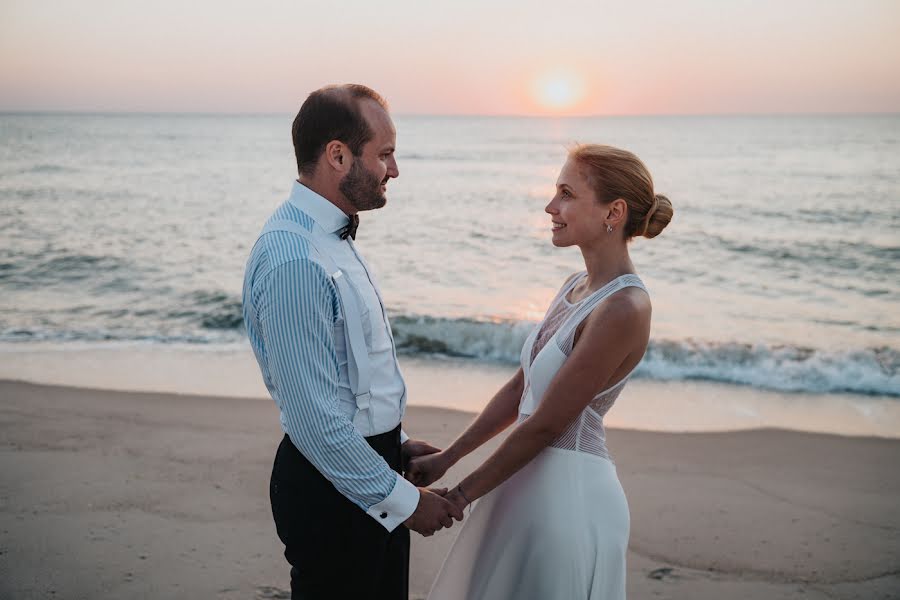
[259,257,419,531]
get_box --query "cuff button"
[380,512,388,519]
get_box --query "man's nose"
[388,157,399,179]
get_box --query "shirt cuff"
[366,473,419,532]
[400,428,409,445]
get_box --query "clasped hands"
[401,439,466,537]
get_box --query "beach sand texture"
[1,381,899,600]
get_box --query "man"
[242,84,463,599]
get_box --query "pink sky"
[1,0,898,115]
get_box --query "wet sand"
[1,381,898,599]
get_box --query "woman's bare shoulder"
[582,286,651,340]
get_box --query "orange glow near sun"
[531,70,587,113]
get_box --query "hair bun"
[643,194,673,238]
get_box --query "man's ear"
[324,140,350,173]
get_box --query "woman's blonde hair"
[569,144,673,239]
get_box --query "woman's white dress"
[428,272,647,600]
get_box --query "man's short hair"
[292,84,389,177]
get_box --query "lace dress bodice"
[518,272,647,461]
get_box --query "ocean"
[1,113,898,414]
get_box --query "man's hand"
[405,451,452,487]
[403,487,464,537]
[402,439,441,473]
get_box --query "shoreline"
[2,381,899,599]
[1,343,898,439]
[0,377,895,443]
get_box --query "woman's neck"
[579,242,635,293]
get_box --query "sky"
[1,0,899,116]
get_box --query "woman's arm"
[448,291,650,507]
[443,367,525,464]
[405,368,524,486]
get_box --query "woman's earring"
[606,224,614,234]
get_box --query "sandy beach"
[1,380,899,600]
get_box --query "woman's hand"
[402,439,441,473]
[406,451,453,487]
[444,485,470,513]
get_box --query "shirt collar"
[286,180,350,237]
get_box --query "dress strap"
[554,274,647,355]
[522,272,584,372]
[548,271,586,309]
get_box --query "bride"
[406,144,673,599]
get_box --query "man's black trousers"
[270,424,410,599]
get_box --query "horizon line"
[1,109,898,119]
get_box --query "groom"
[242,84,463,599]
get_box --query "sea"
[1,113,898,433]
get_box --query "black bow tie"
[340,214,359,240]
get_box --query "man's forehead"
[360,99,395,136]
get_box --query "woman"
[406,144,673,599]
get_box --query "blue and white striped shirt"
[242,181,419,531]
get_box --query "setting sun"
[531,70,587,112]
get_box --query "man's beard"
[339,158,386,212]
